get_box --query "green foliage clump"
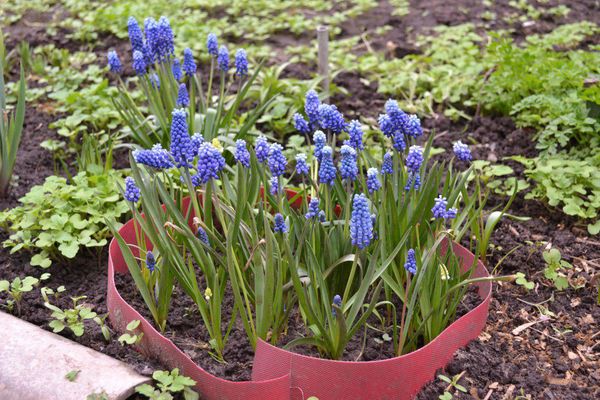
[135,369,198,400]
[542,248,572,291]
[0,170,128,267]
[45,295,97,337]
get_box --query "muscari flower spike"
[127,17,145,53]
[332,294,342,317]
[385,99,410,135]
[293,113,310,135]
[176,83,189,107]
[144,18,159,63]
[217,45,229,72]
[235,139,251,168]
[305,198,322,220]
[107,50,122,74]
[197,226,210,247]
[157,16,175,61]
[273,213,287,234]
[195,142,225,185]
[235,49,248,77]
[207,33,218,57]
[382,152,394,175]
[182,48,196,76]
[169,109,194,167]
[146,250,156,272]
[350,193,373,250]
[255,135,269,163]
[347,120,364,151]
[393,130,406,152]
[318,104,346,134]
[132,50,146,75]
[124,177,141,203]
[313,130,326,162]
[339,145,358,182]
[318,146,336,186]
[295,153,309,175]
[267,143,287,177]
[133,144,174,169]
[270,176,279,195]
[404,249,417,274]
[406,114,423,138]
[367,168,381,193]
[453,141,472,162]
[305,89,321,125]
[191,133,204,155]
[405,173,421,192]
[406,145,423,174]
[432,195,457,219]
[172,58,182,81]
[379,114,395,138]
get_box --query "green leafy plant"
[94,314,112,342]
[0,170,129,267]
[0,273,49,314]
[117,319,144,346]
[135,369,198,400]
[515,272,534,290]
[45,295,97,337]
[438,372,467,396]
[542,248,572,291]
[0,29,26,197]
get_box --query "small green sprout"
[65,369,80,382]
[135,368,198,400]
[118,319,144,346]
[93,313,111,342]
[0,273,49,313]
[45,295,97,337]
[542,248,572,290]
[515,272,535,290]
[438,372,467,395]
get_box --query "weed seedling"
[45,295,97,337]
[135,368,198,400]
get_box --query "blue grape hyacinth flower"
[318,104,346,134]
[124,177,140,203]
[350,193,373,250]
[235,49,248,77]
[385,99,410,134]
[133,144,174,169]
[270,176,279,195]
[453,141,472,162]
[404,249,417,274]
[172,58,183,81]
[132,50,146,75]
[183,48,196,76]
[255,136,269,163]
[235,139,251,168]
[169,109,194,167]
[313,130,326,162]
[197,226,210,247]
[406,145,424,174]
[293,113,310,135]
[176,83,189,107]
[268,143,287,177]
[127,17,145,53]
[406,114,423,138]
[393,130,406,152]
[305,89,321,125]
[431,195,457,219]
[305,198,322,220]
[295,153,309,175]
[217,45,229,72]
[382,152,394,175]
[145,18,160,63]
[318,146,336,186]
[157,16,174,61]
[207,33,218,57]
[347,120,364,151]
[339,145,358,182]
[273,213,287,234]
[107,50,122,74]
[367,168,381,193]
[332,294,342,317]
[196,142,226,184]
[378,114,395,138]
[146,251,156,272]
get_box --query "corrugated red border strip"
[107,195,491,400]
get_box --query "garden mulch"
[1,1,599,399]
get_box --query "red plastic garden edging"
[107,194,492,400]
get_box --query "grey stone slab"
[0,312,150,400]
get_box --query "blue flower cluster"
[346,120,364,151]
[382,152,393,175]
[305,90,321,125]
[332,294,342,317]
[305,198,324,221]
[295,153,309,176]
[294,113,310,135]
[183,48,196,76]
[235,49,248,77]
[367,168,381,193]
[379,99,423,153]
[218,46,229,72]
[207,33,218,57]
[405,145,424,191]
[313,131,326,162]
[318,146,336,186]
[270,176,279,195]
[339,145,358,182]
[273,213,287,234]
[133,144,174,169]
[235,139,251,168]
[107,50,122,74]
[255,136,270,163]
[431,196,458,220]
[124,177,140,203]
[169,109,194,167]
[197,227,210,247]
[172,58,182,81]
[268,143,287,177]
[176,83,189,107]
[146,251,156,272]
[404,249,417,274]
[195,142,225,184]
[350,194,373,250]
[318,104,346,134]
[453,141,472,162]
[132,50,146,75]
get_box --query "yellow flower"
[212,138,223,152]
[204,287,213,301]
